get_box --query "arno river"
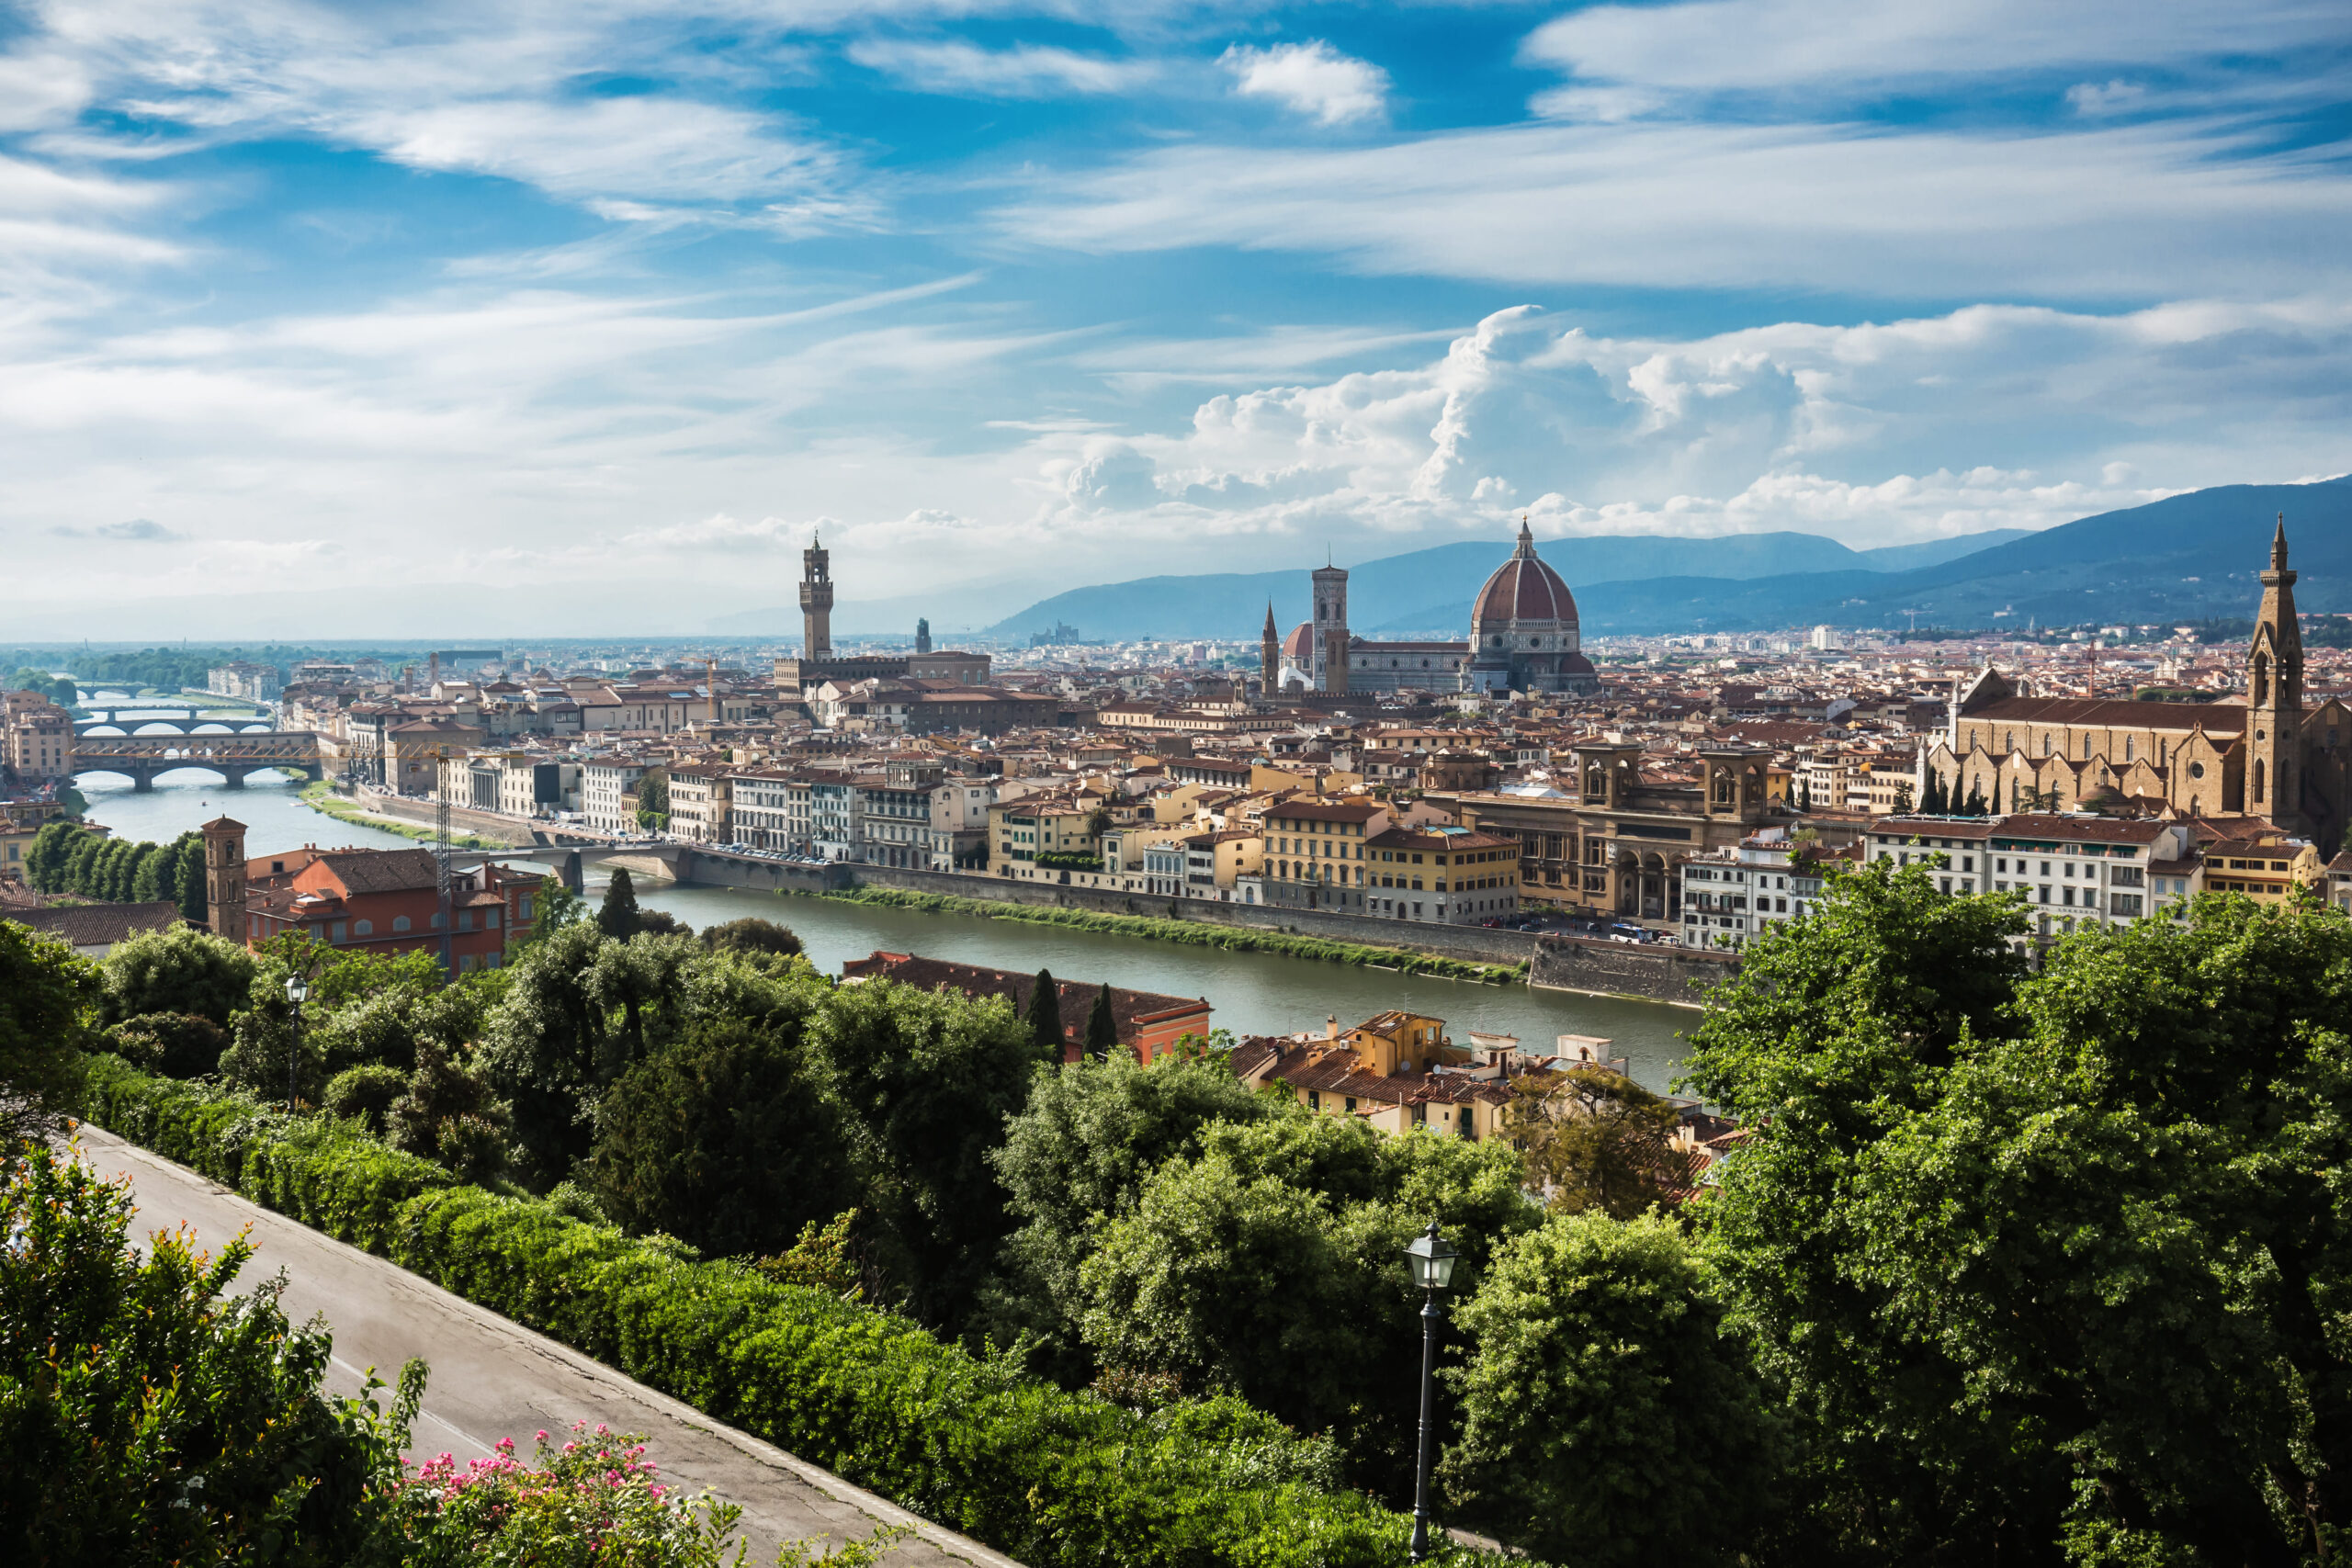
[82,770,1700,1091]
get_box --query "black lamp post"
[1403,1220,1458,1563]
[283,974,309,1111]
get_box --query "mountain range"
[982,479,2352,641]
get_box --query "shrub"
[323,1063,408,1133]
[98,924,255,1027]
[107,1010,232,1079]
[700,916,804,959]
[74,1055,1444,1568]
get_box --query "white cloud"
[993,116,2352,299]
[2066,79,2149,116]
[1221,40,1387,125]
[1519,0,2349,96]
[847,38,1150,97]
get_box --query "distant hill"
[983,526,2030,642]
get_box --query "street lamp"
[1403,1221,1458,1563]
[283,974,309,1111]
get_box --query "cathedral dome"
[1282,623,1315,662]
[1471,522,1578,648]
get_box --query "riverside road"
[77,1127,1021,1568]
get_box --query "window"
[392,915,411,932]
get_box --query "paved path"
[76,1127,1022,1568]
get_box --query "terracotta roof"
[10,900,182,948]
[1473,524,1577,627]
[317,847,441,894]
[1967,695,2247,735]
[837,952,1207,1047]
[1282,623,1315,661]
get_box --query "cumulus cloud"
[1221,40,1388,125]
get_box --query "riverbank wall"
[312,784,539,848]
[844,864,1542,967]
[1528,935,1739,1010]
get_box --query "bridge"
[74,706,276,735]
[71,732,323,790]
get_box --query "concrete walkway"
[76,1127,1022,1568]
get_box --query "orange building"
[233,829,543,975]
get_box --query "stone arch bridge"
[70,732,322,791]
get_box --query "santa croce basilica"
[1924,521,2352,852]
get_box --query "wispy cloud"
[50,517,186,541]
[848,37,1151,97]
[1221,40,1387,125]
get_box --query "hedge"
[810,886,1526,985]
[75,1056,1474,1568]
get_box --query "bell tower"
[2246,514,2303,829]
[1311,557,1349,694]
[799,534,834,662]
[202,816,247,945]
[1261,601,1281,697]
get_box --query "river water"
[83,773,1700,1090]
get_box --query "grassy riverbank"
[802,885,1527,984]
[297,780,503,850]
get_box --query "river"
[82,773,1700,1091]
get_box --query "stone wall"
[318,784,538,848]
[1528,935,1740,1010]
[673,851,845,895]
[845,864,1544,966]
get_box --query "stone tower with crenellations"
[799,535,833,662]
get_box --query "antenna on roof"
[435,744,453,979]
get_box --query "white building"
[1679,829,1829,950]
[581,757,651,836]
[1860,814,2195,944]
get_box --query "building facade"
[1925,522,2352,849]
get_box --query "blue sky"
[6,0,2352,637]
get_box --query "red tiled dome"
[1472,523,1578,630]
[1282,623,1314,661]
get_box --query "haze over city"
[6,0,2351,636]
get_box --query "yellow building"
[2199,831,2322,904]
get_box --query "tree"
[1795,778,1812,813]
[1920,768,1947,815]
[1082,983,1118,1061]
[0,919,95,1144]
[527,877,585,942]
[589,1010,854,1259]
[174,835,207,923]
[634,771,668,830]
[322,1063,408,1133]
[635,907,691,939]
[813,976,1044,1324]
[1960,776,1987,817]
[1674,856,2352,1561]
[1502,1066,1684,1218]
[99,925,256,1027]
[385,1039,511,1184]
[1891,778,1914,813]
[1077,1111,1536,1495]
[480,922,622,1187]
[699,917,803,960]
[23,821,78,892]
[106,1011,232,1078]
[983,1051,1275,1372]
[1023,968,1066,1057]
[0,1141,419,1564]
[598,867,643,940]
[1440,1211,1780,1563]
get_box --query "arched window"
[2006,729,2015,752]
[2123,736,2134,761]
[354,919,372,936]
[391,916,410,932]
[2042,734,2052,757]
[2254,758,2266,804]
[2254,652,2271,705]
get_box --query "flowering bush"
[386,1424,739,1568]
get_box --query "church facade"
[1922,521,2352,850]
[1271,523,1600,699]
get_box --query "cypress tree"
[175,837,207,924]
[1084,982,1119,1061]
[1920,769,1946,815]
[1962,779,1987,817]
[1024,968,1066,1057]
[598,868,643,940]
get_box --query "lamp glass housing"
[285,976,310,1004]
[1403,1224,1457,1292]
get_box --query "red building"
[839,950,1211,1063]
[242,840,544,975]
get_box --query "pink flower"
[537,1429,549,1442]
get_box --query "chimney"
[1326,1013,1340,1042]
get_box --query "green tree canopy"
[590,1007,854,1259]
[1440,1210,1780,1564]
[0,1142,419,1564]
[699,916,804,960]
[98,925,256,1028]
[1501,1066,1683,1218]
[1023,968,1065,1056]
[0,920,95,1143]
[597,868,643,940]
[1082,983,1118,1061]
[814,976,1044,1323]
